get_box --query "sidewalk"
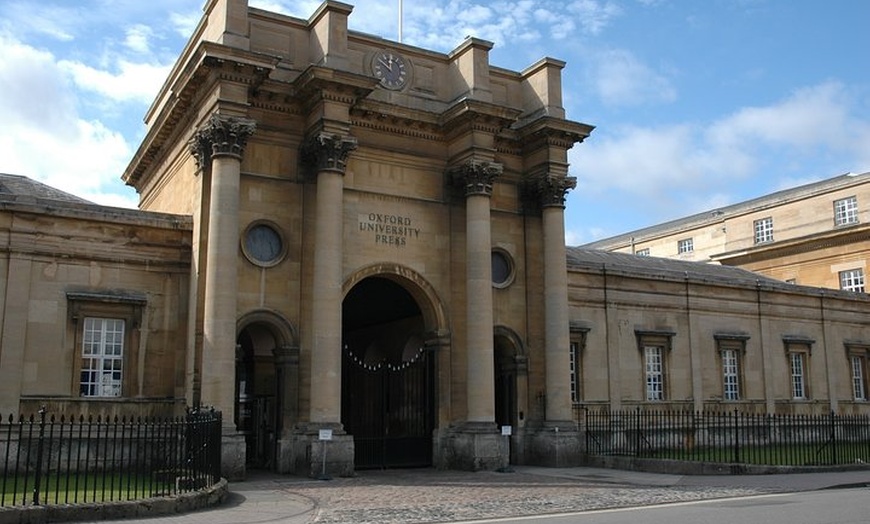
[102,466,870,524]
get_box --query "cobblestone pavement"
[265,468,777,524]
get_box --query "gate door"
[342,346,434,469]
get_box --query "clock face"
[372,51,409,90]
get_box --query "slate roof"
[0,173,94,204]
[567,247,788,289]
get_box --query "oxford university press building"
[2,0,870,480]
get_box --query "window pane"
[753,217,773,244]
[839,268,865,293]
[852,356,866,401]
[569,342,580,403]
[80,317,125,398]
[790,353,805,399]
[645,346,664,401]
[722,349,740,400]
[834,196,858,226]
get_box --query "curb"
[0,479,228,524]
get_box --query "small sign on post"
[498,425,514,473]
[318,429,333,480]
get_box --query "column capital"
[531,174,577,209]
[301,132,358,175]
[450,160,503,197]
[189,114,256,174]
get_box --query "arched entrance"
[494,327,526,464]
[235,311,297,470]
[341,275,436,469]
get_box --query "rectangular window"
[851,355,867,401]
[569,341,581,403]
[722,348,740,401]
[753,217,774,244]
[645,346,664,401]
[80,317,125,397]
[839,268,865,293]
[677,238,693,254]
[790,352,807,400]
[636,248,650,257]
[834,196,859,226]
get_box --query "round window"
[491,250,514,288]
[243,223,284,266]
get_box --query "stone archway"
[494,325,528,464]
[341,264,448,468]
[235,310,298,470]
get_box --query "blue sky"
[1,0,868,245]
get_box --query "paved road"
[97,466,870,524]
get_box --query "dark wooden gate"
[342,347,435,469]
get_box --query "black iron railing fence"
[0,407,222,507]
[585,408,870,466]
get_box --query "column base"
[434,422,508,471]
[221,429,247,481]
[282,423,355,478]
[525,420,583,467]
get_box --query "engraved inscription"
[358,213,421,247]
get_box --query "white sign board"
[319,429,333,441]
[501,425,512,436]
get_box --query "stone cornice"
[350,101,442,142]
[122,41,279,190]
[440,99,522,139]
[292,65,379,113]
[515,115,594,152]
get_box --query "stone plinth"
[285,424,355,478]
[434,422,508,471]
[220,430,247,481]
[525,422,583,467]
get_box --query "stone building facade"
[583,171,870,292]
[1,0,869,482]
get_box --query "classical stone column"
[294,132,357,477]
[539,175,577,423]
[457,160,501,423]
[437,160,508,471]
[524,174,584,467]
[189,113,256,479]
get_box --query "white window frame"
[851,355,866,401]
[722,349,740,401]
[753,216,774,244]
[645,346,665,401]
[677,238,693,254]
[834,196,858,226]
[839,268,865,293]
[790,352,807,400]
[636,248,650,257]
[80,317,125,398]
[569,327,588,404]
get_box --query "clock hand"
[379,57,392,72]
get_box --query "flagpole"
[398,0,403,42]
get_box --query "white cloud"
[0,33,137,207]
[573,81,870,206]
[58,59,171,104]
[593,49,677,107]
[124,24,154,54]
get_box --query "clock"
[372,50,409,90]
[243,222,284,266]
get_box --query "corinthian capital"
[451,160,503,197]
[301,133,358,174]
[189,114,257,173]
[537,175,577,208]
